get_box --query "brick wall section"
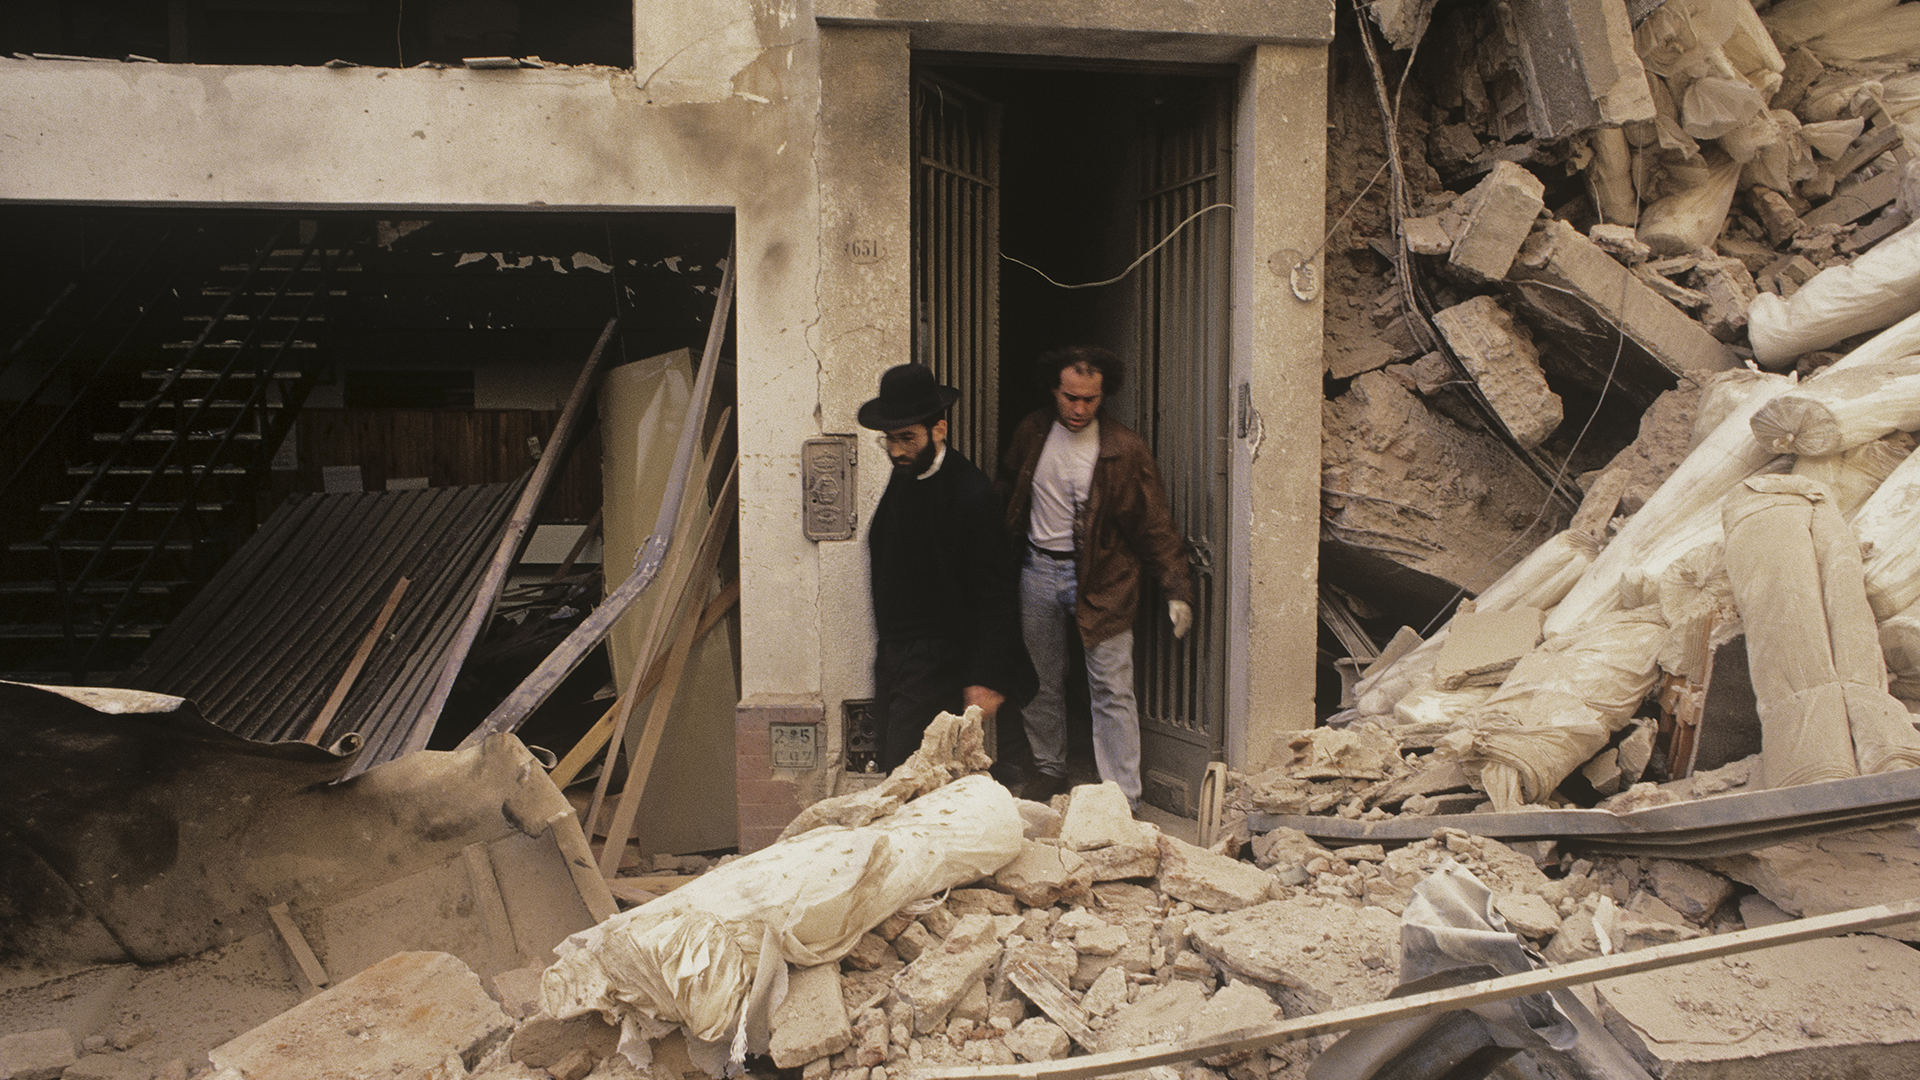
[734,699,819,852]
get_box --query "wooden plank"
[413,316,620,752]
[1005,958,1097,1052]
[913,898,1920,1080]
[595,467,739,878]
[582,413,734,832]
[461,244,736,747]
[302,575,409,744]
[268,902,330,993]
[548,574,740,790]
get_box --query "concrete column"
[1230,43,1327,771]
[736,24,913,846]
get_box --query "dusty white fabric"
[1722,475,1920,787]
[1465,606,1668,810]
[540,772,1022,1074]
[1790,431,1914,520]
[1747,216,1920,368]
[1855,446,1920,619]
[1749,356,1920,456]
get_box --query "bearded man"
[860,363,1034,770]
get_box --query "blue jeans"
[1020,549,1141,803]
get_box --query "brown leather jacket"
[997,408,1193,646]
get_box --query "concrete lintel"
[816,0,1335,53]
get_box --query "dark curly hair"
[1036,345,1124,397]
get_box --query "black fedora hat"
[857,364,961,430]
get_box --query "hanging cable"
[1002,202,1233,290]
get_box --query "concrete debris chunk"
[771,963,854,1069]
[1430,605,1544,689]
[211,952,513,1080]
[509,1011,619,1071]
[993,839,1093,908]
[1005,1018,1072,1063]
[1186,897,1400,1015]
[1448,162,1547,283]
[1596,936,1920,1077]
[0,1029,76,1080]
[896,914,1001,1035]
[1431,295,1564,449]
[1155,834,1275,913]
[1508,218,1740,384]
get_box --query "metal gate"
[912,71,1003,476]
[1132,81,1232,816]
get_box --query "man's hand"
[1169,600,1192,640]
[963,685,1005,719]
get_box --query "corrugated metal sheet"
[121,480,523,774]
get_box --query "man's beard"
[892,440,938,474]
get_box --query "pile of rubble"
[39,754,1911,1080]
[1317,0,1920,820]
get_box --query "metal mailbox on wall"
[802,435,856,541]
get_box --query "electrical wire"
[1001,203,1233,290]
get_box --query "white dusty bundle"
[1545,370,1795,637]
[1749,356,1920,456]
[1854,445,1920,620]
[1748,218,1920,369]
[1790,430,1914,520]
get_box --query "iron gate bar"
[1248,766,1920,860]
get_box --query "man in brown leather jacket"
[997,345,1193,807]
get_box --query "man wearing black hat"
[859,363,1034,771]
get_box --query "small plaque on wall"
[770,721,821,769]
[802,435,856,541]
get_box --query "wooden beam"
[414,316,621,753]
[596,469,738,878]
[461,243,736,746]
[909,898,1920,1080]
[549,575,739,790]
[268,902,330,993]
[302,575,409,745]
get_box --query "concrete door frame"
[808,9,1328,790]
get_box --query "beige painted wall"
[0,0,1331,796]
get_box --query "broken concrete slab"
[1596,935,1920,1077]
[1185,897,1400,1015]
[0,1029,76,1080]
[1506,219,1739,404]
[1155,834,1274,913]
[210,952,512,1080]
[1448,162,1548,283]
[993,840,1092,909]
[507,1010,619,1071]
[1707,822,1920,940]
[1060,784,1145,852]
[771,963,854,1069]
[1005,1017,1071,1063]
[1431,295,1564,449]
[1640,858,1735,923]
[1506,0,1653,139]
[897,914,1001,1035]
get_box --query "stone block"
[1508,219,1739,385]
[1432,606,1545,689]
[772,963,855,1069]
[1493,892,1562,939]
[842,956,905,1014]
[1403,215,1453,255]
[488,963,546,1020]
[1156,834,1273,912]
[1006,1018,1071,1063]
[1017,799,1063,839]
[1073,939,1151,991]
[1187,897,1400,1015]
[1597,935,1920,1077]
[1082,966,1130,1017]
[1072,923,1131,957]
[1431,295,1562,448]
[1581,750,1625,796]
[897,914,1001,1035]
[1096,980,1210,1053]
[510,1011,620,1070]
[993,840,1092,908]
[1709,823,1920,939]
[894,921,939,964]
[1250,826,1335,872]
[920,903,957,940]
[211,952,513,1080]
[1589,223,1650,263]
[1642,859,1735,923]
[1059,783,1143,851]
[1449,162,1546,283]
[845,931,898,971]
[949,888,1018,917]
[0,1029,75,1080]
[1507,0,1654,136]
[1078,836,1161,882]
[1188,981,1280,1067]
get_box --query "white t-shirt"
[1027,419,1098,552]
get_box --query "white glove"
[1169,600,1192,640]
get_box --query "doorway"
[912,59,1234,816]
